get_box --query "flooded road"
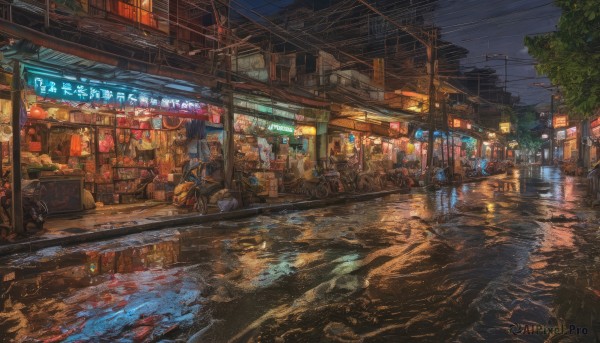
[1,166,599,342]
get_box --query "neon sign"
[27,73,206,113]
[268,123,295,135]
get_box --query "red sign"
[591,117,600,128]
[553,114,568,128]
[389,122,408,135]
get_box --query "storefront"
[21,70,224,209]
[589,117,600,165]
[361,122,410,172]
[563,126,577,161]
[554,129,565,161]
[233,112,316,194]
[327,118,369,172]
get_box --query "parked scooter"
[0,170,48,235]
[173,160,223,214]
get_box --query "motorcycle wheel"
[343,179,356,193]
[0,225,9,240]
[193,192,208,214]
[314,182,329,199]
[331,179,342,193]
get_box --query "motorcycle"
[0,170,48,235]
[173,161,223,214]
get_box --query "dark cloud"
[435,0,561,104]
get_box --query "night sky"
[234,0,562,106]
[435,0,561,105]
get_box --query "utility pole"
[11,61,23,234]
[485,53,508,102]
[425,31,437,186]
[216,0,234,189]
[549,93,554,165]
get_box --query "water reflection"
[1,167,599,342]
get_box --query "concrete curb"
[0,188,410,256]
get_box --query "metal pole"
[425,32,437,185]
[550,93,555,164]
[443,100,450,172]
[11,61,23,234]
[222,2,234,189]
[504,55,508,96]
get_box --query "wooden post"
[11,61,23,233]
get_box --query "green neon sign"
[268,123,295,135]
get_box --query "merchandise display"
[20,93,225,207]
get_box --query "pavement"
[0,175,492,257]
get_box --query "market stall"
[22,71,224,207]
[233,113,316,196]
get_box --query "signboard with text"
[553,114,568,128]
[27,73,207,114]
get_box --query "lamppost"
[532,83,560,165]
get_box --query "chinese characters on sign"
[499,122,511,134]
[28,73,206,114]
[553,114,568,128]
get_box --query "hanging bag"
[70,134,82,156]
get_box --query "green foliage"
[509,107,543,152]
[524,0,600,116]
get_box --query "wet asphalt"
[0,166,599,342]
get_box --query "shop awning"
[0,43,219,104]
[328,92,416,124]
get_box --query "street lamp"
[532,82,560,165]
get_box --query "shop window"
[117,0,154,26]
[102,0,159,29]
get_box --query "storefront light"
[541,133,549,139]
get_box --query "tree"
[509,107,543,160]
[525,1,600,116]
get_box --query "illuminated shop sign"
[553,114,568,128]
[556,129,566,140]
[267,123,295,135]
[448,116,472,130]
[499,122,511,134]
[294,125,316,136]
[390,122,408,135]
[591,117,600,128]
[566,126,577,139]
[27,73,205,113]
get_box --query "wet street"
[1,166,599,342]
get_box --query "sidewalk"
[0,188,410,256]
[0,174,495,257]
